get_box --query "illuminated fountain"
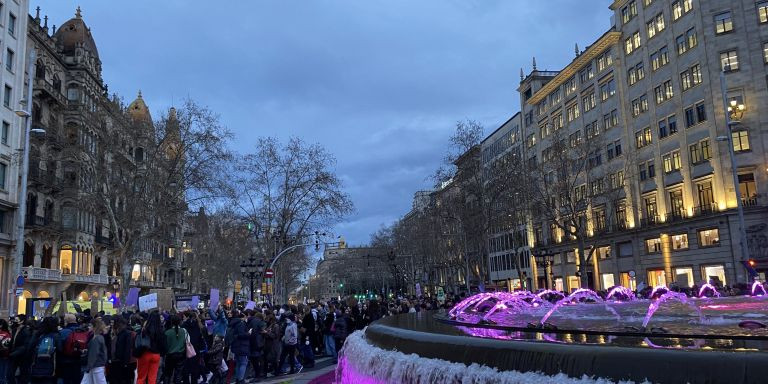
[340,285,768,384]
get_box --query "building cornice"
[527,31,621,106]
[609,0,629,11]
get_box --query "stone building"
[512,0,768,292]
[0,0,29,315]
[14,7,186,314]
[312,245,393,300]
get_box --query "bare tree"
[527,127,634,288]
[89,98,233,300]
[229,137,354,301]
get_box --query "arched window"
[59,245,73,274]
[35,59,45,80]
[23,241,34,267]
[41,245,52,269]
[52,75,61,94]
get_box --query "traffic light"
[339,283,343,288]
[749,259,757,268]
[235,280,242,293]
[246,222,255,232]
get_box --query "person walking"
[246,311,265,381]
[163,314,188,384]
[135,312,167,384]
[81,318,108,384]
[28,317,60,384]
[275,313,299,376]
[181,311,206,384]
[0,319,12,384]
[109,316,136,384]
[58,314,88,384]
[262,313,280,379]
[227,311,249,384]
[322,305,336,361]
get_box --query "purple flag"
[245,301,255,310]
[191,296,200,309]
[126,288,140,307]
[209,289,219,309]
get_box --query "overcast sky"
[32,1,613,246]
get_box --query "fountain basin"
[358,311,768,384]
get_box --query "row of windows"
[536,50,614,115]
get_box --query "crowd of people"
[0,295,450,384]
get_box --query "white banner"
[138,293,158,311]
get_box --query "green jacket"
[165,327,187,354]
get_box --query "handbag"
[185,330,196,359]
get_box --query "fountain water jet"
[751,281,766,296]
[539,288,620,326]
[642,291,703,329]
[698,283,721,298]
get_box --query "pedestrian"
[225,310,249,384]
[57,314,88,384]
[322,305,336,361]
[246,311,265,381]
[333,309,349,358]
[29,317,60,384]
[109,316,137,384]
[163,314,188,384]
[0,319,11,384]
[135,312,167,384]
[181,311,206,384]
[262,313,281,378]
[81,318,108,384]
[8,315,32,384]
[276,313,299,376]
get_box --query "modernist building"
[510,0,768,292]
[13,8,187,314]
[0,1,29,315]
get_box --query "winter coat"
[333,313,349,340]
[182,319,206,353]
[208,308,229,337]
[9,325,31,361]
[227,318,249,357]
[247,317,265,358]
[263,322,282,361]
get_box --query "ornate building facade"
[10,7,187,315]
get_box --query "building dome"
[53,7,99,60]
[127,91,152,124]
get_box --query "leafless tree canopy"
[228,137,355,298]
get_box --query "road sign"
[265,269,274,278]
[15,288,23,297]
[16,275,24,288]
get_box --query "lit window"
[663,150,681,173]
[703,265,726,286]
[671,233,689,250]
[764,42,768,64]
[698,228,720,247]
[760,2,768,23]
[732,130,750,152]
[648,269,667,287]
[721,50,739,71]
[715,12,734,34]
[646,238,662,253]
[601,273,615,289]
[675,268,694,288]
[672,1,683,20]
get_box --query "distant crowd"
[0,295,456,384]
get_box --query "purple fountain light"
[539,288,620,326]
[642,291,703,329]
[698,283,721,298]
[606,286,636,301]
[751,281,766,296]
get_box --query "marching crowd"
[0,296,448,384]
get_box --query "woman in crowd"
[163,314,188,384]
[136,312,166,384]
[81,318,108,384]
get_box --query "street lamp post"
[717,69,751,280]
[533,247,555,290]
[240,254,264,301]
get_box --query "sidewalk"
[252,357,338,384]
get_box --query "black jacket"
[113,328,134,364]
[182,319,206,352]
[9,325,32,360]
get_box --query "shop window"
[620,272,637,290]
[601,273,615,289]
[703,265,726,286]
[648,269,667,287]
[674,267,694,288]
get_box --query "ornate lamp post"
[240,255,264,301]
[533,247,555,290]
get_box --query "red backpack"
[63,328,91,357]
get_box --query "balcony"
[173,282,189,291]
[692,203,717,217]
[743,197,759,208]
[22,267,62,282]
[62,273,110,285]
[33,78,66,105]
[640,215,660,228]
[665,209,685,223]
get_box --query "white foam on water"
[337,330,650,384]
